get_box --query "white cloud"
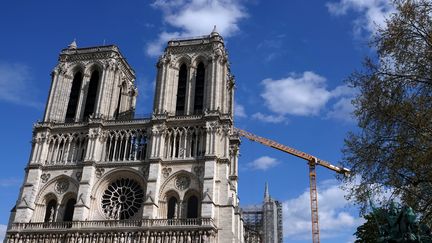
[247,156,279,171]
[284,179,364,241]
[252,112,287,124]
[330,84,356,98]
[0,178,21,187]
[146,31,182,57]
[234,101,247,118]
[346,235,356,243]
[261,72,330,116]
[257,38,285,62]
[147,0,248,56]
[344,175,400,207]
[326,0,395,35]
[0,62,42,108]
[326,97,355,122]
[258,72,357,122]
[0,224,6,242]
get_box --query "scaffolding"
[242,193,283,243]
[243,206,264,243]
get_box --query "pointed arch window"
[63,198,76,222]
[186,195,199,218]
[190,131,196,157]
[194,62,205,114]
[83,70,100,120]
[175,64,187,115]
[44,199,57,223]
[65,72,83,122]
[114,86,123,119]
[167,196,178,219]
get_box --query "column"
[72,165,95,221]
[76,73,91,121]
[158,63,168,113]
[142,162,161,219]
[107,68,120,118]
[95,67,110,117]
[43,69,60,122]
[13,168,42,223]
[201,159,216,219]
[186,65,196,115]
[58,74,73,121]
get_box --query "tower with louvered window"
[6,29,243,243]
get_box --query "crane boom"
[233,128,350,175]
[233,127,350,243]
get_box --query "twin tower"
[6,30,244,242]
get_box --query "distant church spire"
[264,182,269,199]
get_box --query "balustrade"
[164,127,206,160]
[102,129,148,162]
[6,227,216,243]
[41,126,150,166]
[45,133,87,165]
[40,123,210,166]
[10,218,215,231]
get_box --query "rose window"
[101,178,144,220]
[175,175,190,190]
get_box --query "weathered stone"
[7,31,245,242]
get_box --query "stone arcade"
[5,30,281,243]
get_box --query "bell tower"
[6,31,243,243]
[153,28,234,116]
[146,27,242,242]
[43,41,137,123]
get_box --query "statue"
[49,206,55,222]
[370,200,432,242]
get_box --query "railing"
[116,109,135,120]
[10,218,215,231]
[102,129,148,162]
[169,35,210,42]
[60,45,122,57]
[163,127,206,160]
[44,133,88,166]
[36,115,152,128]
[132,113,152,119]
[35,123,152,166]
[167,114,203,120]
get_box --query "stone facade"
[5,30,244,242]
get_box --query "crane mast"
[309,159,320,243]
[234,128,350,243]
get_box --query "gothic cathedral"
[5,29,282,243]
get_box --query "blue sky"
[0,0,395,242]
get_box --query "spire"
[210,25,219,37]
[68,39,77,49]
[264,182,269,199]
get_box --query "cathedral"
[5,29,282,243]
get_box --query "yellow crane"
[234,128,350,243]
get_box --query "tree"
[342,0,432,225]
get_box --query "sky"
[0,0,395,242]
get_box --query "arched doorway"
[167,196,178,219]
[63,198,76,222]
[186,195,199,218]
